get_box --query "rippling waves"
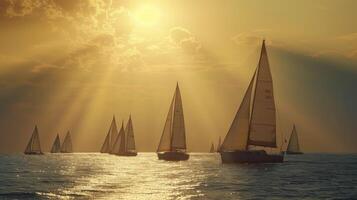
[0,153,356,199]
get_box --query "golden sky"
[0,0,356,153]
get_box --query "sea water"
[0,153,356,199]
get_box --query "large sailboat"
[220,40,284,163]
[112,116,138,156]
[286,125,303,154]
[24,125,43,155]
[100,116,118,153]
[51,134,61,153]
[157,83,189,161]
[60,131,73,153]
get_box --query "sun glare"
[131,5,161,27]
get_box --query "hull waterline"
[157,152,189,161]
[220,150,284,163]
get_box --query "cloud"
[169,27,202,53]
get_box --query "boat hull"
[157,152,189,161]
[116,152,138,157]
[286,151,303,155]
[24,152,43,155]
[220,150,284,163]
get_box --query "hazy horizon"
[1,0,356,153]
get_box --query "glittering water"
[0,153,356,199]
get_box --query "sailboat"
[157,83,189,161]
[50,134,61,153]
[286,125,303,154]
[24,125,43,155]
[210,143,215,153]
[217,136,222,152]
[220,40,284,163]
[100,116,118,153]
[112,116,138,156]
[60,131,73,153]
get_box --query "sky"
[0,0,356,153]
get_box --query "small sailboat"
[157,83,189,161]
[286,125,303,154]
[210,143,215,153]
[112,116,138,156]
[50,134,61,153]
[217,136,222,152]
[100,116,118,153]
[60,131,73,153]
[220,40,284,163]
[24,125,43,155]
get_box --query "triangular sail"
[221,71,256,151]
[287,125,300,153]
[51,134,61,153]
[24,126,42,154]
[248,40,277,147]
[170,85,187,151]
[112,122,126,154]
[61,131,73,153]
[101,116,118,153]
[125,116,136,152]
[157,91,175,152]
[210,143,215,153]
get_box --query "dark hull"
[286,151,303,155]
[157,152,189,161]
[116,152,138,157]
[220,150,284,163]
[24,152,43,155]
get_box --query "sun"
[131,5,161,27]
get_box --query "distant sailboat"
[51,134,61,153]
[112,116,138,156]
[157,83,189,161]
[286,125,303,154]
[100,116,118,153]
[210,143,215,153]
[24,125,43,155]
[217,136,222,152]
[60,131,73,153]
[220,40,284,163]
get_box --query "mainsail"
[157,84,187,152]
[100,116,118,153]
[248,40,277,148]
[221,71,256,151]
[112,121,126,154]
[125,116,136,152]
[24,125,42,154]
[61,131,73,153]
[210,143,215,153]
[51,134,61,153]
[287,125,301,153]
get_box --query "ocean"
[0,153,356,199]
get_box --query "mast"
[287,125,300,153]
[125,115,136,152]
[51,134,61,153]
[170,83,186,152]
[118,121,126,153]
[210,143,215,153]
[25,125,42,154]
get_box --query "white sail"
[210,143,215,153]
[51,134,61,153]
[112,121,126,154]
[170,85,187,151]
[101,116,118,153]
[157,91,175,152]
[100,131,111,153]
[24,125,42,154]
[125,116,136,152]
[61,131,73,153]
[221,71,256,151]
[287,125,301,153]
[248,40,277,147]
[157,83,187,152]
